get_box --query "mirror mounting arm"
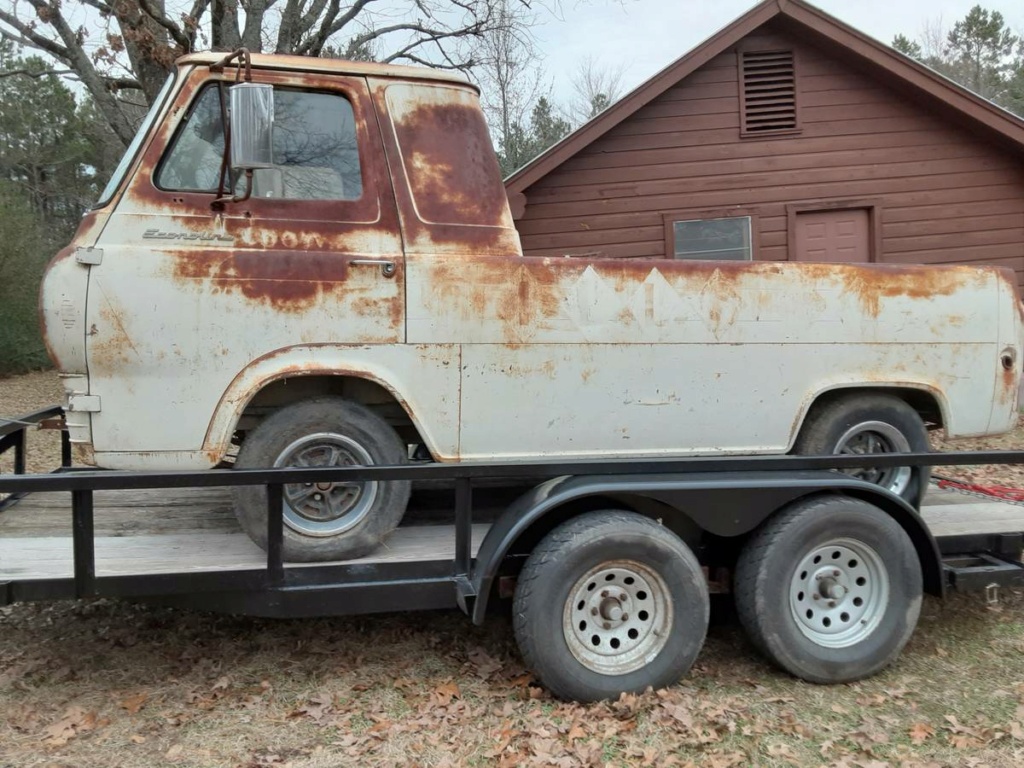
[209,48,273,207]
[213,169,253,208]
[211,77,254,207]
[209,48,253,83]
[210,48,258,208]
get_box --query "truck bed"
[1,486,1021,582]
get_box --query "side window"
[156,86,224,192]
[672,216,752,260]
[157,85,363,201]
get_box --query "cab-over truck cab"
[40,50,1024,562]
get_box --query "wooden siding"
[514,24,1024,288]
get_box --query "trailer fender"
[468,471,943,624]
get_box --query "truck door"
[86,71,404,461]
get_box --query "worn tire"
[513,511,709,702]
[734,495,922,684]
[232,397,410,562]
[794,394,930,508]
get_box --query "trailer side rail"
[3,407,1024,613]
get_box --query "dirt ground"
[4,371,1024,767]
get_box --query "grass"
[2,592,1024,766]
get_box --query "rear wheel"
[232,397,410,562]
[513,511,709,702]
[794,394,930,507]
[734,495,922,683]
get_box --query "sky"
[532,0,1024,105]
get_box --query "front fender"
[469,470,943,624]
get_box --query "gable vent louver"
[740,50,798,134]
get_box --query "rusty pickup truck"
[40,50,1023,565]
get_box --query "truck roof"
[176,52,476,89]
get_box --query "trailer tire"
[513,510,709,702]
[232,397,410,562]
[734,495,922,683]
[795,394,930,507]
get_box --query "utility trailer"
[3,408,1024,702]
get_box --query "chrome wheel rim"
[789,538,889,648]
[563,561,673,675]
[274,433,376,537]
[833,421,913,496]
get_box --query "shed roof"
[505,0,1024,198]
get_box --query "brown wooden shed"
[505,0,1024,289]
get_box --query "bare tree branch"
[182,0,212,47]
[104,76,144,90]
[0,67,76,78]
[136,0,192,50]
[23,0,137,145]
[80,0,114,15]
[395,52,471,71]
[2,0,549,153]
[298,0,331,36]
[348,20,484,58]
[296,0,375,56]
[0,10,70,60]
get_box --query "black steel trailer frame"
[3,407,1024,620]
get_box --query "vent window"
[739,49,799,135]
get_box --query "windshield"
[94,73,176,208]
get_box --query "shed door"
[794,209,870,262]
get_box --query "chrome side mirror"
[229,83,274,170]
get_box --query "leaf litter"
[5,381,1024,765]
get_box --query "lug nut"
[833,570,840,577]
[603,622,611,630]
[828,600,836,608]
[813,594,819,600]
[601,590,609,598]
[621,613,629,621]
[591,607,598,616]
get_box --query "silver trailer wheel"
[789,538,889,648]
[564,562,673,675]
[735,495,922,684]
[513,510,709,701]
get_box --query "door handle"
[350,259,397,278]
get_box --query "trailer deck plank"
[0,525,490,580]
[1,486,1022,583]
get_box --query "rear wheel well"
[236,375,426,454]
[801,387,943,432]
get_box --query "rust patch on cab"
[169,248,404,318]
[392,99,508,228]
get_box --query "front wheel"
[734,495,922,683]
[232,397,410,562]
[513,511,709,702]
